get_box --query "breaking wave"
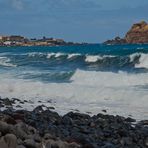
[0,57,17,67]
[1,52,148,69]
[135,53,148,69]
[0,69,148,120]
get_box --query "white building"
[3,41,11,45]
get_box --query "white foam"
[0,70,148,120]
[71,69,148,87]
[0,57,17,67]
[85,55,103,63]
[47,53,55,59]
[135,53,148,68]
[67,54,80,59]
[55,53,65,58]
[104,55,116,58]
[28,52,44,57]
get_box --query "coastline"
[0,44,88,48]
[0,98,148,148]
[1,43,148,48]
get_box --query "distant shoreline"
[0,35,88,47]
[0,43,90,48]
[1,43,148,48]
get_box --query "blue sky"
[0,0,148,43]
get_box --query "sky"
[0,0,148,43]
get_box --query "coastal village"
[0,35,83,46]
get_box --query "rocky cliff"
[125,21,148,44]
[104,21,148,44]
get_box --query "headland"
[104,21,148,45]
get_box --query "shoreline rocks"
[0,98,148,148]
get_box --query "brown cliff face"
[125,21,148,44]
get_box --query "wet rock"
[0,104,148,148]
[65,112,90,120]
[33,106,44,114]
[47,100,52,103]
[44,133,56,141]
[17,138,23,145]
[3,98,13,106]
[14,122,28,140]
[17,145,26,148]
[20,101,24,104]
[125,117,136,122]
[120,137,133,146]
[102,110,107,113]
[33,134,42,143]
[12,98,21,103]
[16,105,22,108]
[0,114,16,125]
[0,121,13,134]
[47,106,55,110]
[45,140,59,148]
[89,122,96,128]
[23,139,37,148]
[0,103,4,108]
[4,134,17,148]
[13,113,25,122]
[0,137,8,148]
[28,126,37,135]
[62,116,73,125]
[45,139,80,148]
[145,137,148,147]
[138,120,148,126]
[68,142,81,148]
[23,100,28,103]
[102,143,115,148]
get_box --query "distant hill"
[104,21,148,44]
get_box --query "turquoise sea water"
[0,44,148,82]
[0,44,148,119]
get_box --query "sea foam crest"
[67,53,81,59]
[129,53,140,62]
[28,52,45,57]
[47,52,66,58]
[47,53,81,59]
[55,53,65,58]
[0,57,16,67]
[135,53,148,68]
[85,55,103,63]
[47,53,55,59]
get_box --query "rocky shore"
[0,98,148,148]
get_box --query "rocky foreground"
[0,98,148,148]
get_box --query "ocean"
[0,44,148,120]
